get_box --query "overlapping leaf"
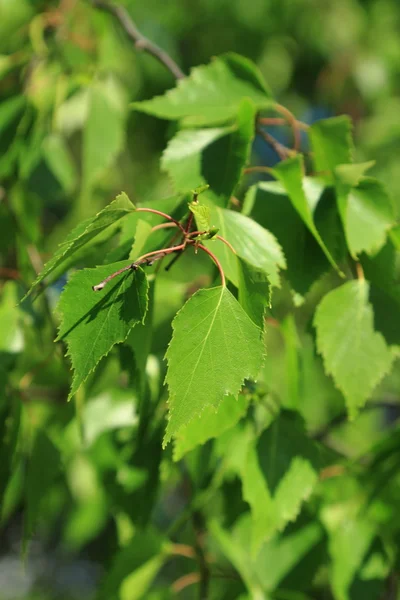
[57,261,148,398]
[134,53,272,125]
[309,116,354,174]
[161,99,255,205]
[314,280,395,418]
[240,411,332,552]
[273,156,343,274]
[173,394,248,461]
[164,286,264,444]
[24,193,135,299]
[336,176,395,258]
[238,257,270,329]
[206,207,286,288]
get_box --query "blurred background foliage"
[1,0,400,598]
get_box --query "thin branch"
[258,116,309,132]
[91,0,185,80]
[192,511,210,600]
[151,222,178,232]
[256,126,294,161]
[0,267,21,280]
[92,243,186,291]
[273,103,302,151]
[170,544,197,559]
[196,244,226,287]
[243,165,274,176]
[188,231,236,256]
[171,572,200,594]
[136,207,186,234]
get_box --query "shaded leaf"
[314,280,395,418]
[42,133,78,194]
[162,99,255,205]
[241,411,330,551]
[238,257,270,329]
[134,53,272,125]
[273,156,342,274]
[164,286,264,444]
[25,431,61,540]
[57,261,148,398]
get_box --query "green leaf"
[309,116,353,173]
[241,411,329,551]
[134,53,272,125]
[162,99,255,205]
[82,82,126,192]
[272,156,343,275]
[321,507,386,600]
[25,430,61,540]
[314,280,395,418]
[206,207,286,288]
[189,201,211,232]
[0,281,24,355]
[238,257,270,329]
[99,529,165,600]
[211,514,324,597]
[57,261,148,399]
[173,394,249,461]
[120,554,166,600]
[42,133,78,194]
[336,177,395,258]
[24,193,135,299]
[164,286,264,444]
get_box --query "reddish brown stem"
[188,232,236,256]
[92,243,187,291]
[243,166,274,176]
[136,207,186,234]
[171,572,200,593]
[256,127,294,160]
[196,243,226,287]
[273,103,302,151]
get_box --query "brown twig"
[0,267,20,280]
[195,244,226,287]
[256,126,294,161]
[136,207,186,234]
[92,242,187,291]
[243,166,274,176]
[90,0,185,80]
[273,103,303,151]
[171,572,201,594]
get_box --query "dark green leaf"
[57,261,148,398]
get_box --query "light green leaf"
[273,156,343,274]
[238,257,270,329]
[189,202,211,232]
[309,116,353,174]
[162,99,255,205]
[314,280,394,418]
[336,177,395,258]
[334,161,375,187]
[241,411,328,551]
[120,554,166,600]
[99,529,165,600]
[82,82,126,191]
[24,193,135,299]
[0,281,24,354]
[211,514,323,597]
[134,53,272,125]
[57,261,148,399]
[206,207,286,288]
[164,286,264,444]
[82,389,138,446]
[321,505,386,600]
[42,133,77,194]
[173,394,248,461]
